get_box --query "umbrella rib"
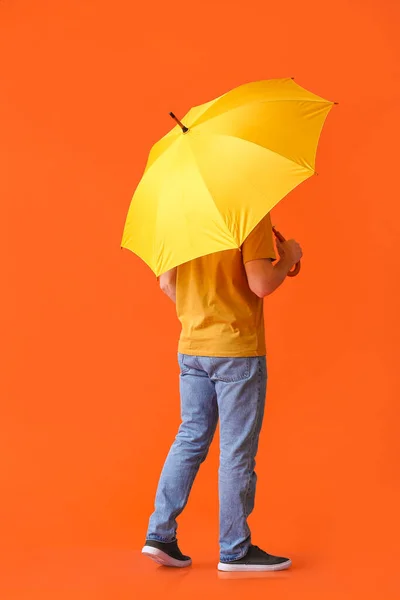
[190,97,332,129]
[141,99,330,192]
[207,131,316,174]
[185,138,239,247]
[142,133,181,184]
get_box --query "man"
[142,212,303,572]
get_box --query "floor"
[1,543,398,600]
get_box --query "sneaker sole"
[142,545,192,568]
[217,558,292,572]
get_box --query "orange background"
[1,0,399,598]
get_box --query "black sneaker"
[218,544,291,572]
[142,539,192,568]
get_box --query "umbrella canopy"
[121,78,334,277]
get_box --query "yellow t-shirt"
[176,213,277,357]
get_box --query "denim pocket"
[210,357,251,383]
[178,353,190,374]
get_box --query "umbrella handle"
[272,226,301,278]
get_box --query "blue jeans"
[146,352,267,562]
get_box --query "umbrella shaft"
[169,112,189,133]
[272,226,285,243]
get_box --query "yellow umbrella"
[121,78,335,277]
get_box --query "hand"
[276,239,303,269]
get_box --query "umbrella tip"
[169,111,189,133]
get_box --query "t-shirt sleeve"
[241,213,277,264]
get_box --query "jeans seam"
[242,359,262,522]
[147,428,216,542]
[210,357,251,382]
[175,408,219,520]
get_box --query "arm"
[244,256,293,298]
[244,238,303,298]
[159,267,177,303]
